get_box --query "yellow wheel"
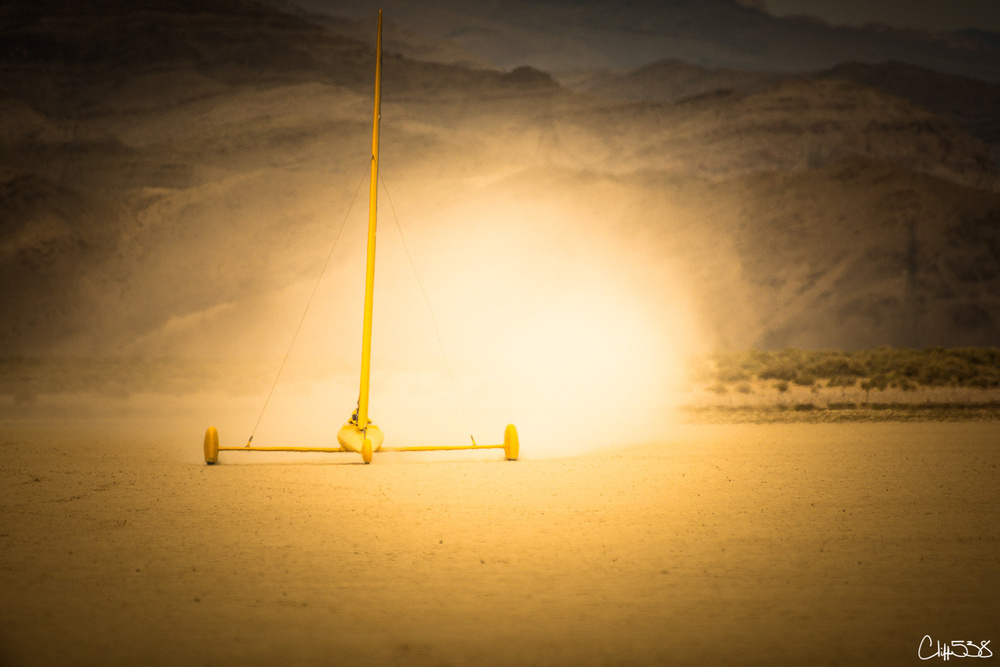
[362,438,373,464]
[204,427,220,465]
[503,424,519,461]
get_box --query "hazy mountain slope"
[0,174,132,350]
[265,2,493,69]
[0,0,566,355]
[0,0,373,102]
[575,59,777,103]
[557,77,997,189]
[569,59,1000,161]
[270,0,1000,81]
[818,61,1000,157]
[713,159,1000,348]
[1,0,999,357]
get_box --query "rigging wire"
[245,166,371,446]
[378,173,476,444]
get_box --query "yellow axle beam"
[218,444,503,453]
[379,444,504,452]
[204,425,519,464]
[219,446,348,453]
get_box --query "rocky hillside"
[558,76,997,188]
[274,0,1000,81]
[581,58,1000,159]
[573,59,778,104]
[817,61,1000,159]
[1,0,999,361]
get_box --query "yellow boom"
[203,425,519,464]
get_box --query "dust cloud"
[219,170,704,458]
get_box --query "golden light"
[234,180,701,459]
[359,188,701,457]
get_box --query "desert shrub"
[865,348,898,376]
[718,367,749,383]
[793,402,815,411]
[917,362,947,386]
[956,347,995,366]
[811,354,860,378]
[709,382,727,395]
[942,356,974,383]
[760,362,797,382]
[792,373,816,386]
[735,382,753,394]
[775,380,789,392]
[828,402,858,409]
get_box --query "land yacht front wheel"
[204,427,220,465]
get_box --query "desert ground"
[1,418,996,666]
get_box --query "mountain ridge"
[1,0,998,356]
[267,0,1000,82]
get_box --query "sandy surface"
[1,421,997,666]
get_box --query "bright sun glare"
[247,178,700,458]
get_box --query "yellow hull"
[337,422,384,463]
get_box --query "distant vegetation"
[700,347,1000,392]
[687,347,1000,421]
[682,401,1000,423]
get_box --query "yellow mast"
[357,9,382,430]
[203,9,518,465]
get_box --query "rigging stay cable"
[245,167,371,446]
[378,173,477,445]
